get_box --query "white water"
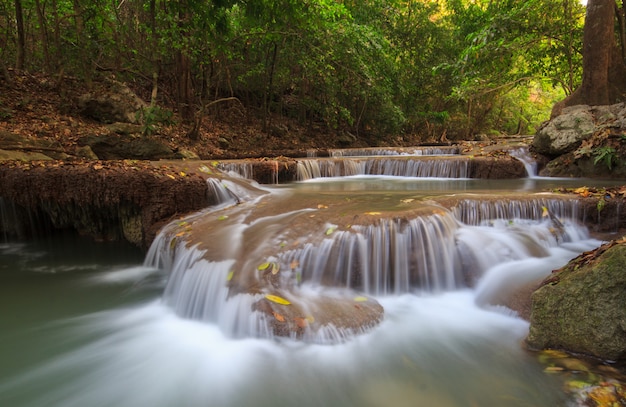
[1,261,580,406]
[1,173,618,407]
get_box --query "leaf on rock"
[257,262,270,271]
[271,262,280,275]
[364,211,382,215]
[272,312,285,322]
[217,215,228,221]
[265,294,291,305]
[226,271,234,281]
[294,317,308,328]
[354,296,369,302]
[325,226,337,235]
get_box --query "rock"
[106,122,144,135]
[78,78,147,124]
[78,134,175,160]
[0,149,53,161]
[74,145,99,160]
[527,242,626,361]
[176,149,200,160]
[532,105,596,156]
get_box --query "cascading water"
[297,157,469,180]
[2,156,622,407]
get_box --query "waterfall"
[146,192,593,342]
[297,157,469,180]
[510,147,538,177]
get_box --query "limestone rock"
[527,242,626,361]
[532,105,596,156]
[78,78,147,124]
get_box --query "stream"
[1,148,624,406]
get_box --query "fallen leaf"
[317,204,328,209]
[354,296,369,302]
[217,215,228,220]
[265,294,291,305]
[271,262,280,275]
[364,211,382,215]
[257,262,271,271]
[272,312,285,322]
[294,317,308,328]
[290,260,299,270]
[166,174,176,180]
[325,226,337,235]
[226,271,234,281]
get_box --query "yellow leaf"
[325,226,337,235]
[226,271,234,281]
[166,174,176,180]
[217,215,228,221]
[257,262,270,271]
[364,211,382,215]
[265,294,291,305]
[354,296,369,302]
[271,262,280,275]
[317,204,328,209]
[542,206,549,218]
[179,171,186,177]
[305,315,315,323]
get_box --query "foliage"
[0,0,586,140]
[593,146,617,170]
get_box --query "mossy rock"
[527,243,626,361]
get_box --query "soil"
[0,71,407,160]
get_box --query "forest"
[0,0,612,143]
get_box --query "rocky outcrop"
[0,161,210,248]
[532,103,626,178]
[527,240,626,361]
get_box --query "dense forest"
[0,0,611,143]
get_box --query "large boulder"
[78,78,147,124]
[532,105,597,157]
[526,241,626,361]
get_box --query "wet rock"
[527,241,626,361]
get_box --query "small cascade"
[297,157,469,180]
[206,178,240,206]
[217,162,255,180]
[329,146,460,157]
[279,214,462,294]
[451,197,581,226]
[510,147,538,177]
[146,190,595,343]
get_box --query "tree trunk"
[552,0,626,116]
[14,0,25,70]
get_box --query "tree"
[552,0,626,115]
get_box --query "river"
[0,160,623,406]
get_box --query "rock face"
[527,242,626,361]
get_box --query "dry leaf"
[265,294,291,305]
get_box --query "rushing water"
[0,161,623,406]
